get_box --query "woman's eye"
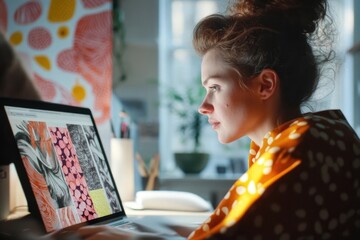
[209,85,219,92]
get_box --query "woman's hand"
[77,225,165,240]
[77,225,132,240]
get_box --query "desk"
[125,205,210,233]
[1,204,211,239]
[5,205,211,219]
[126,205,210,217]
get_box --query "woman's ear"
[255,69,279,100]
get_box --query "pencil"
[146,154,160,190]
[135,152,148,177]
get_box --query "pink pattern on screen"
[49,127,97,222]
[22,155,59,232]
[58,206,77,228]
[14,1,42,25]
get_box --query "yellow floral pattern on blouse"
[189,110,360,239]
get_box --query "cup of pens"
[136,153,160,190]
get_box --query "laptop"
[0,97,178,238]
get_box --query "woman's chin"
[218,133,243,144]
[218,135,232,144]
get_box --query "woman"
[79,0,360,239]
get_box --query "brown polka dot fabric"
[189,110,360,239]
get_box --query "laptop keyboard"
[115,222,138,231]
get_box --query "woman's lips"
[208,119,220,129]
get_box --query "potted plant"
[166,79,209,174]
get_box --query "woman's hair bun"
[227,0,328,34]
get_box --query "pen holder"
[0,165,9,220]
[110,138,135,201]
[141,176,159,191]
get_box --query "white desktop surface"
[125,205,210,231]
[126,204,210,217]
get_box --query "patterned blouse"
[188,110,360,239]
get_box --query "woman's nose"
[198,98,213,115]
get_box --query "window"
[159,0,249,174]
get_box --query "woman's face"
[198,49,264,144]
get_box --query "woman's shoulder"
[272,109,360,167]
[298,109,359,148]
[258,109,359,167]
[275,109,358,146]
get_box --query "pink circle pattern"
[49,127,98,222]
[28,27,52,50]
[14,1,42,25]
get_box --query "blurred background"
[114,0,359,176]
[1,0,359,209]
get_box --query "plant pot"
[174,152,209,174]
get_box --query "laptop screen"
[3,103,123,232]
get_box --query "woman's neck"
[278,107,302,125]
[248,106,302,147]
